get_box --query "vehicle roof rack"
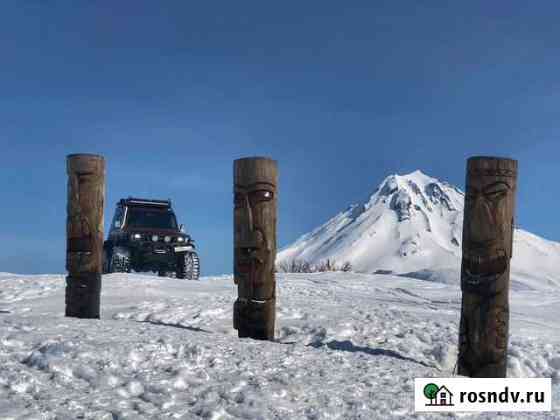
[119,197,172,207]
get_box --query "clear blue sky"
[1,1,559,275]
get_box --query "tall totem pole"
[458,156,518,377]
[233,157,277,340]
[66,154,105,319]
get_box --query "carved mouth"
[463,249,508,284]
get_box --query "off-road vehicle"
[103,197,200,280]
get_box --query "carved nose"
[239,196,254,233]
[470,197,497,243]
[238,230,263,248]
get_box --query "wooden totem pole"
[458,156,518,377]
[233,157,277,340]
[65,154,105,319]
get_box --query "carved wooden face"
[234,169,277,300]
[67,169,105,239]
[462,163,516,292]
[66,156,105,274]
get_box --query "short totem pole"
[233,157,277,340]
[458,156,518,377]
[65,154,105,319]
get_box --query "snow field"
[0,272,558,419]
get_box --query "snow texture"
[0,272,559,419]
[277,170,560,291]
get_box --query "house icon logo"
[423,383,454,407]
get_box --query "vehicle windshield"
[125,208,178,230]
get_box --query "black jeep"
[103,197,200,280]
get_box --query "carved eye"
[482,182,510,202]
[234,192,245,208]
[249,190,274,204]
[484,189,507,202]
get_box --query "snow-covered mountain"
[277,170,560,290]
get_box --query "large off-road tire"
[106,247,131,273]
[176,252,200,280]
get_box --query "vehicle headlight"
[151,235,159,242]
[177,237,185,242]
[164,235,171,243]
[131,233,142,240]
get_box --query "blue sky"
[1,1,559,275]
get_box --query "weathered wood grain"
[65,154,105,319]
[458,156,517,377]
[233,157,277,340]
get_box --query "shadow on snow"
[308,339,439,369]
[132,319,212,334]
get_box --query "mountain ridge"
[277,170,560,290]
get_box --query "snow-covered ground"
[0,272,558,419]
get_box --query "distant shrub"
[276,258,352,273]
[340,261,353,272]
[315,259,335,272]
[276,259,312,273]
